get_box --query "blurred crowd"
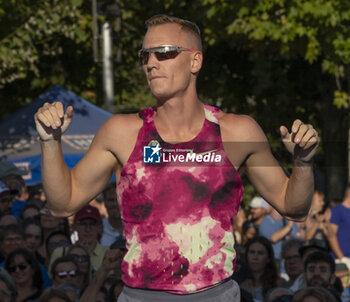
[0,159,349,302]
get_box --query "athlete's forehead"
[142,23,190,49]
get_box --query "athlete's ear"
[191,51,203,74]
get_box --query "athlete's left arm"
[221,114,319,221]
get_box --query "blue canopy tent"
[0,85,113,185]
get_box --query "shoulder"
[218,112,267,142]
[93,113,143,145]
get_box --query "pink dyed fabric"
[116,105,243,293]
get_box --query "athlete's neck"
[154,97,205,143]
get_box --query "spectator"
[1,175,29,218]
[66,244,91,288]
[245,236,283,301]
[242,221,258,246]
[249,196,269,228]
[100,184,123,247]
[329,184,350,269]
[0,224,25,262]
[281,238,304,287]
[108,278,124,302]
[5,248,43,302]
[0,181,16,216]
[304,251,336,289]
[259,207,300,262]
[38,287,71,302]
[20,204,40,221]
[46,231,72,268]
[0,215,18,227]
[51,255,83,290]
[292,286,338,302]
[38,206,70,263]
[303,191,331,250]
[22,219,44,264]
[0,271,17,302]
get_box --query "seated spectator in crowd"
[0,224,25,262]
[1,175,29,218]
[56,282,81,302]
[5,248,42,302]
[289,242,329,293]
[248,196,269,229]
[281,238,304,288]
[0,181,16,217]
[303,251,341,301]
[51,255,83,291]
[66,244,92,289]
[0,215,18,227]
[38,287,71,302]
[0,225,51,290]
[0,271,17,302]
[242,221,258,246]
[46,231,72,269]
[22,218,44,264]
[38,206,70,262]
[245,236,283,301]
[19,204,40,221]
[259,206,300,263]
[50,205,109,277]
[292,286,338,302]
[100,184,123,247]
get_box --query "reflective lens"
[138,45,197,65]
[56,269,78,278]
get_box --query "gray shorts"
[117,279,240,302]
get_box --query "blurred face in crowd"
[22,207,40,220]
[250,207,267,221]
[247,242,269,273]
[24,224,42,252]
[0,196,13,215]
[74,218,102,243]
[47,234,70,256]
[104,190,120,219]
[40,208,64,230]
[0,215,17,227]
[1,232,24,257]
[68,247,90,276]
[8,254,34,287]
[283,245,303,281]
[0,280,12,302]
[53,261,82,288]
[305,261,333,287]
[311,192,325,214]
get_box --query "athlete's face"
[141,24,201,102]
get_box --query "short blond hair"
[145,14,202,51]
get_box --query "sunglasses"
[8,262,28,273]
[138,45,197,66]
[56,269,78,279]
[71,254,89,263]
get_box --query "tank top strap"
[203,104,220,125]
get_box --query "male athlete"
[34,15,319,302]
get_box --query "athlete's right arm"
[34,102,119,217]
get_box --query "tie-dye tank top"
[116,104,243,294]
